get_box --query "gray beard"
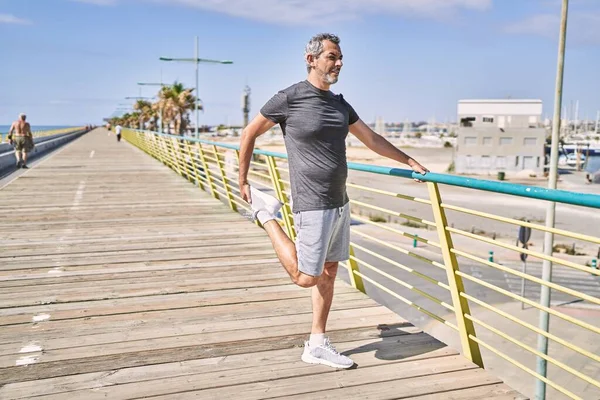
[323,73,338,85]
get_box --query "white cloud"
[505,14,557,38]
[0,13,31,25]
[162,0,492,24]
[77,0,491,24]
[70,0,117,5]
[505,12,600,45]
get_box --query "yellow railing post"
[428,182,483,368]
[348,246,366,293]
[212,145,237,212]
[161,136,175,169]
[143,132,153,156]
[185,140,204,190]
[175,139,192,182]
[197,142,219,199]
[265,155,295,239]
[158,136,171,167]
[169,137,184,176]
[149,134,161,161]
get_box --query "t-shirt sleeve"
[340,95,359,125]
[260,92,288,124]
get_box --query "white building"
[456,99,546,175]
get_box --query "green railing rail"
[124,128,600,400]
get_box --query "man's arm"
[238,114,277,202]
[7,123,15,143]
[25,123,32,137]
[349,119,428,176]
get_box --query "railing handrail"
[136,129,600,209]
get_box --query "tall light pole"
[536,1,569,399]
[159,36,233,138]
[138,82,169,133]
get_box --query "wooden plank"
[127,359,486,400]
[0,281,354,322]
[265,369,505,400]
[0,336,455,399]
[0,321,415,384]
[1,342,456,400]
[406,383,528,399]
[0,307,405,367]
[0,256,280,278]
[0,293,379,344]
[0,275,291,308]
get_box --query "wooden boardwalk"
[0,129,524,399]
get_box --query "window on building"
[528,116,538,128]
[500,137,513,145]
[496,156,507,168]
[464,137,477,146]
[498,116,506,129]
[524,137,537,146]
[483,117,494,123]
[515,156,520,167]
[466,155,474,167]
[481,155,491,167]
[460,117,476,127]
[523,156,535,169]
[483,137,493,146]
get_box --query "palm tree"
[156,81,196,135]
[133,100,155,130]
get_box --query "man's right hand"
[240,182,252,204]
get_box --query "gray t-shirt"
[261,80,359,213]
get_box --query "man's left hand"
[408,159,429,183]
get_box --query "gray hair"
[304,33,340,73]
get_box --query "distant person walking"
[8,113,34,169]
[115,124,122,142]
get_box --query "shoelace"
[322,339,340,355]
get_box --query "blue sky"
[1,0,599,126]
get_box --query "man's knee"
[294,273,318,288]
[323,262,339,280]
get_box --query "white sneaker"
[301,338,354,369]
[250,187,283,224]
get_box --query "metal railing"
[1,127,85,143]
[123,128,600,400]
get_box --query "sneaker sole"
[301,353,353,369]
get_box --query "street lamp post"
[536,1,569,399]
[159,36,233,138]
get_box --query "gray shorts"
[294,203,351,277]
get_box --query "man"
[115,124,122,142]
[8,113,34,169]
[238,33,428,369]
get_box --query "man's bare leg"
[311,262,337,334]
[15,151,22,165]
[262,220,318,288]
[22,151,28,166]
